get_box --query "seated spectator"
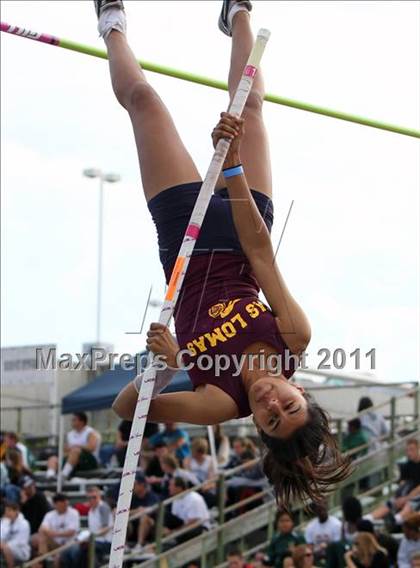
[46,412,101,480]
[226,441,264,486]
[186,438,218,508]
[227,547,255,567]
[261,509,306,567]
[131,473,160,510]
[326,500,398,568]
[5,448,32,488]
[357,397,389,450]
[224,437,264,486]
[292,544,317,568]
[225,440,266,514]
[19,476,51,535]
[4,432,31,469]
[356,520,399,566]
[147,422,191,466]
[305,501,342,562]
[98,420,130,468]
[344,532,389,568]
[163,477,210,543]
[187,438,216,484]
[159,455,199,499]
[397,513,420,568]
[224,437,257,470]
[213,424,231,467]
[342,496,363,542]
[145,441,169,494]
[400,437,420,486]
[128,473,160,551]
[0,457,21,505]
[33,493,80,568]
[60,486,113,567]
[0,501,31,567]
[342,419,370,459]
[223,439,242,470]
[133,475,209,553]
[113,420,159,468]
[368,438,419,526]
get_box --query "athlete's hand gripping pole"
[108,28,270,568]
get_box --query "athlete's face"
[249,376,309,438]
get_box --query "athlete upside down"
[95,0,351,506]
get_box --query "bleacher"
[1,385,418,568]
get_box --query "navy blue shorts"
[147,182,274,279]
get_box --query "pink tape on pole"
[186,223,200,239]
[1,22,59,45]
[245,65,257,78]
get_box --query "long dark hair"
[260,392,352,508]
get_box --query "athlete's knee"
[125,81,161,113]
[244,90,264,114]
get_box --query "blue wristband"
[223,165,244,179]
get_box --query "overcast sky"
[1,1,419,383]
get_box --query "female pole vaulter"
[95,0,351,506]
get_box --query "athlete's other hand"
[146,323,180,369]
[212,112,245,164]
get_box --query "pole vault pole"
[104,29,270,568]
[1,22,419,139]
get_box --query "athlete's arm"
[212,113,311,355]
[112,382,237,425]
[149,391,237,424]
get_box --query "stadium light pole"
[83,168,121,345]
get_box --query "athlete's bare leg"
[226,11,272,198]
[104,30,201,201]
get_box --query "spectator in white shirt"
[164,477,210,544]
[60,486,113,567]
[304,501,342,562]
[46,412,101,480]
[187,437,217,508]
[187,438,216,484]
[87,487,113,545]
[0,501,31,567]
[33,493,80,568]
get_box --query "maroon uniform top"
[174,253,296,418]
